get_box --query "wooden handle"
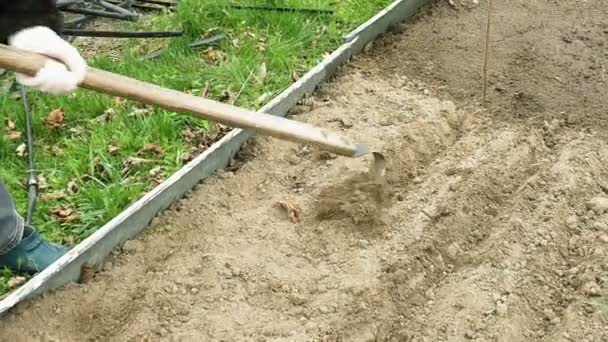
[0,44,368,158]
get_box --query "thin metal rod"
[61,29,184,38]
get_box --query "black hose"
[60,28,184,38]
[19,86,38,225]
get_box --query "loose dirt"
[1,1,608,341]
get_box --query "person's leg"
[0,182,25,255]
[0,181,68,274]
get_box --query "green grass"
[0,0,394,292]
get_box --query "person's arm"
[0,0,87,94]
[0,0,63,44]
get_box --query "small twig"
[482,0,493,107]
[233,68,256,105]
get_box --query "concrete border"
[0,0,431,316]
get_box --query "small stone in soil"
[586,197,608,215]
[102,262,113,272]
[122,239,143,253]
[582,281,601,297]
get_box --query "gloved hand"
[8,26,87,94]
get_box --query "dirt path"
[1,1,608,341]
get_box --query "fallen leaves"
[36,174,49,190]
[148,166,164,189]
[69,125,86,137]
[201,47,224,62]
[5,120,22,140]
[67,180,80,194]
[274,200,301,224]
[92,108,114,123]
[128,107,152,118]
[16,143,26,157]
[122,156,152,174]
[256,62,268,85]
[44,108,65,130]
[139,143,164,157]
[292,70,301,82]
[51,206,79,223]
[40,190,67,201]
[107,143,120,155]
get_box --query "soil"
[1,0,608,341]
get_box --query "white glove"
[8,26,87,94]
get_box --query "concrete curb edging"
[0,0,431,316]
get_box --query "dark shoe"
[0,226,68,274]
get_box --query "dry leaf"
[40,190,67,201]
[182,127,196,143]
[91,156,111,180]
[37,174,49,190]
[107,143,120,155]
[16,143,26,157]
[122,156,152,173]
[113,97,127,107]
[48,145,65,156]
[92,108,114,123]
[45,108,65,130]
[128,108,152,118]
[51,206,79,223]
[256,62,268,85]
[5,119,22,140]
[202,47,218,61]
[140,143,164,157]
[7,130,22,140]
[148,166,164,188]
[180,147,198,163]
[67,181,80,194]
[274,200,300,224]
[69,125,86,136]
[292,70,301,82]
[149,166,162,177]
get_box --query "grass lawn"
[0,0,394,294]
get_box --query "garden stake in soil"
[0,45,370,158]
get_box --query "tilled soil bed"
[1,1,607,341]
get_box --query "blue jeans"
[0,182,25,256]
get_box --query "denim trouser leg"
[0,182,25,256]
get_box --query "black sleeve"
[0,0,63,44]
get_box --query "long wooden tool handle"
[0,45,368,158]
